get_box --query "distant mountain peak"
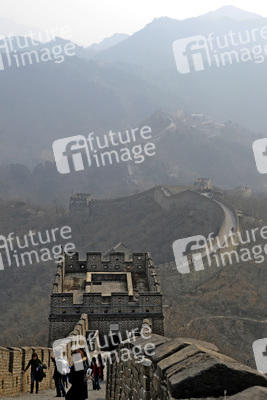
[202,5,262,20]
[88,33,129,51]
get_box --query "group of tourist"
[22,350,105,399]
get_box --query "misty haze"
[0,2,267,400]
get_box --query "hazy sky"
[0,0,267,46]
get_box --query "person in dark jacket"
[22,352,42,394]
[97,353,105,381]
[51,355,67,397]
[80,348,90,370]
[90,356,101,390]
[65,349,88,400]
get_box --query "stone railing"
[0,346,54,397]
[0,313,89,397]
[68,313,88,338]
[87,330,100,352]
[146,253,161,292]
[60,313,89,366]
[106,334,267,399]
[52,264,63,293]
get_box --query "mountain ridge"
[201,5,263,20]
[88,32,129,51]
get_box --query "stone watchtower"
[48,243,164,347]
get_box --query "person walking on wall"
[51,354,68,397]
[65,349,88,400]
[90,356,101,390]
[80,348,90,370]
[97,353,105,382]
[22,352,42,394]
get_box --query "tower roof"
[104,242,132,261]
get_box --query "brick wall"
[154,187,224,223]
[0,314,88,397]
[60,314,89,366]
[0,346,54,397]
[88,187,155,216]
[106,334,267,400]
[106,334,175,400]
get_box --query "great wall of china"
[1,184,266,399]
[2,313,267,399]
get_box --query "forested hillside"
[0,190,223,346]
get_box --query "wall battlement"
[0,314,89,397]
[106,334,267,399]
[69,184,220,215]
[0,346,54,397]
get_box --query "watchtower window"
[8,351,14,373]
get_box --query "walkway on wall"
[0,380,106,400]
[214,199,237,238]
[201,193,238,247]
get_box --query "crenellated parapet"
[0,346,54,397]
[106,334,267,399]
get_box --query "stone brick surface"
[0,346,54,397]
[152,337,219,363]
[167,352,267,398]
[106,334,267,400]
[228,386,267,399]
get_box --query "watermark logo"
[52,126,156,174]
[53,335,89,372]
[173,26,267,74]
[173,226,267,274]
[53,135,91,174]
[0,226,75,270]
[252,338,267,374]
[172,35,211,74]
[0,26,76,71]
[253,138,267,174]
[172,235,208,274]
[53,326,156,368]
